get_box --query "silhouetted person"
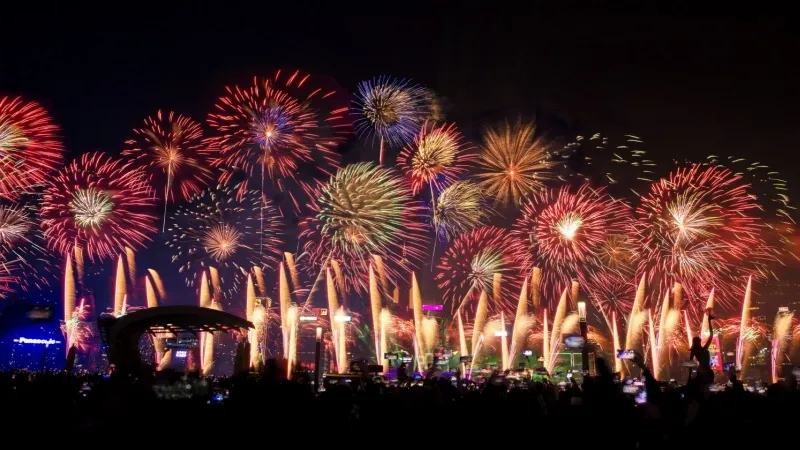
[397,362,409,386]
[690,313,715,385]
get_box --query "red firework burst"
[435,226,525,313]
[207,70,351,211]
[0,96,64,200]
[582,270,635,326]
[633,164,771,312]
[397,121,474,197]
[40,152,158,262]
[123,110,213,203]
[512,184,630,304]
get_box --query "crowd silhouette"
[2,353,797,447]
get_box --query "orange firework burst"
[475,119,559,206]
[207,70,351,211]
[40,152,157,262]
[123,110,213,228]
[0,96,64,200]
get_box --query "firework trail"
[634,165,772,313]
[63,254,76,338]
[208,70,350,213]
[40,152,157,262]
[737,276,753,372]
[355,76,427,164]
[472,291,489,356]
[625,276,648,354]
[436,226,525,314]
[0,256,15,299]
[612,312,624,377]
[771,310,793,383]
[369,264,383,362]
[513,184,629,305]
[411,272,426,369]
[167,185,282,299]
[509,278,534,367]
[583,270,635,334]
[301,162,427,292]
[286,305,298,379]
[457,311,468,359]
[0,96,64,200]
[112,255,127,316]
[475,119,559,206]
[123,110,213,231]
[278,262,292,357]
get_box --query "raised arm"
[703,315,714,349]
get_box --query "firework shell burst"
[633,164,773,312]
[123,110,213,202]
[0,202,54,292]
[40,152,157,262]
[435,226,526,313]
[0,96,64,200]
[476,119,560,206]
[433,180,490,241]
[207,70,351,211]
[397,121,475,196]
[354,76,427,148]
[512,184,630,304]
[301,162,428,292]
[167,185,283,298]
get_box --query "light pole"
[578,301,589,376]
[314,327,322,393]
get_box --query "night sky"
[2,3,799,309]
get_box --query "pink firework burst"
[633,164,772,313]
[435,226,526,313]
[512,183,630,305]
[0,96,64,200]
[40,152,158,262]
[207,70,351,211]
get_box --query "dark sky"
[3,3,799,168]
[2,3,799,308]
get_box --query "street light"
[578,300,589,376]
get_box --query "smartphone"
[681,360,699,368]
[635,389,647,404]
[617,350,635,360]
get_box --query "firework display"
[432,180,490,241]
[301,162,427,292]
[0,96,64,200]
[476,120,559,206]
[355,76,427,164]
[40,152,157,262]
[512,184,630,304]
[166,185,282,299]
[634,164,770,310]
[207,70,350,211]
[397,121,474,197]
[0,67,796,381]
[123,110,213,229]
[435,226,525,313]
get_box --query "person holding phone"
[689,312,715,385]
